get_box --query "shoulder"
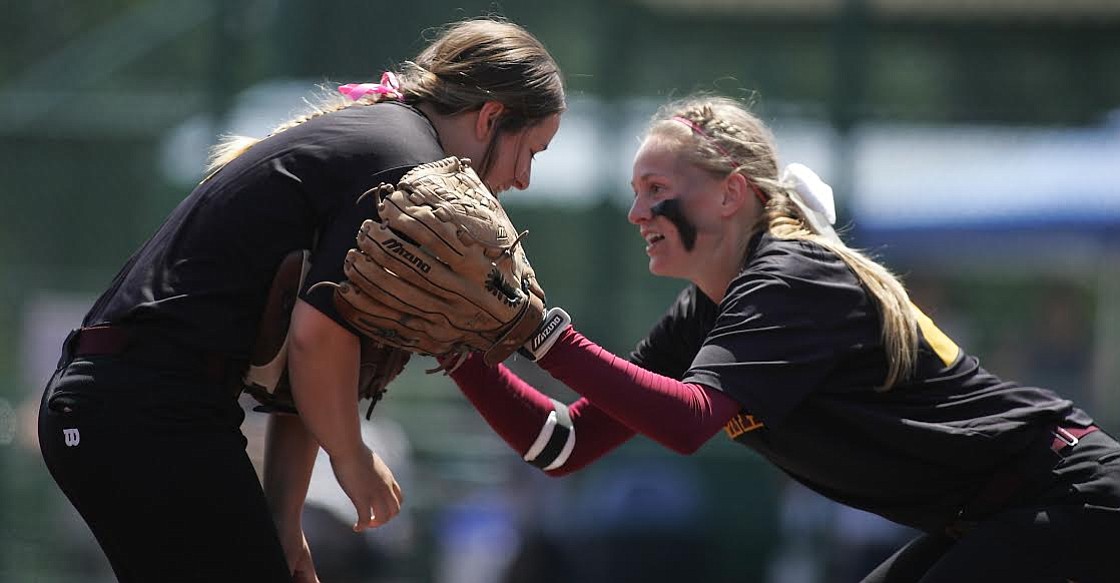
[744,233,847,279]
[276,99,445,167]
[726,233,866,313]
[302,100,431,131]
[336,101,434,135]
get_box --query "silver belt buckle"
[1053,426,1079,448]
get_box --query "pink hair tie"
[671,115,767,203]
[338,71,401,101]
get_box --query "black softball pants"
[38,357,293,583]
[862,429,1120,583]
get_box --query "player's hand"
[278,527,320,583]
[329,444,404,531]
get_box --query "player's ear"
[475,101,506,141]
[720,171,750,218]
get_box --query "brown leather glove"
[331,156,546,367]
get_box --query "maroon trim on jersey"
[536,327,741,454]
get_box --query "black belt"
[945,422,1099,538]
[64,325,244,394]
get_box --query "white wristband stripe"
[543,427,575,471]
[523,410,558,462]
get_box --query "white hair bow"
[781,163,837,240]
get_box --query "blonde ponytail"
[765,203,918,389]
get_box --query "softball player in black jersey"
[441,95,1120,582]
[38,19,564,583]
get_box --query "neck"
[415,102,442,125]
[416,103,468,157]
[691,224,758,304]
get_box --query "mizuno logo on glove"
[382,238,432,273]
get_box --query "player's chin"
[647,257,676,278]
[485,180,509,196]
[645,243,673,275]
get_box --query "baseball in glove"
[243,249,410,419]
[329,156,546,367]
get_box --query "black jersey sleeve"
[294,103,446,332]
[629,285,719,379]
[682,238,881,426]
[300,164,415,333]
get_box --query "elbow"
[667,441,702,456]
[660,432,710,456]
[287,312,321,357]
[288,301,356,357]
[287,325,314,357]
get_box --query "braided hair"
[647,96,918,389]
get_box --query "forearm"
[449,354,635,475]
[263,414,320,521]
[288,300,365,459]
[537,327,740,454]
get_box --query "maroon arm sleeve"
[447,353,636,476]
[536,327,741,454]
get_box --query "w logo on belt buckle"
[62,428,81,447]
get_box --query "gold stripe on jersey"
[724,412,765,439]
[911,304,961,366]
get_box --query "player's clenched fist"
[328,444,404,531]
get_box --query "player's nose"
[627,196,650,225]
[513,171,530,191]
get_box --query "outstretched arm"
[448,354,636,476]
[534,327,741,454]
[448,321,742,473]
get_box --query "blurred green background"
[2,1,1119,582]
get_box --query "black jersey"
[83,101,445,357]
[630,232,1094,531]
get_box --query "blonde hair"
[207,18,565,174]
[648,95,918,389]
